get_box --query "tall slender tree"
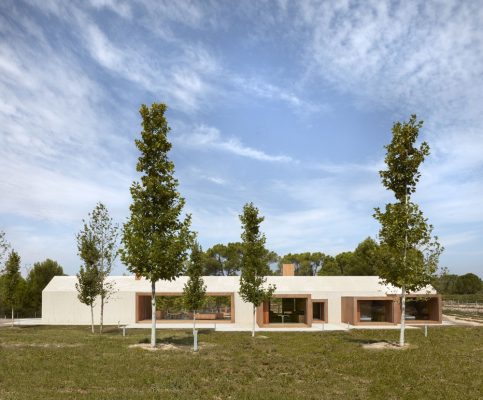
[76,234,101,333]
[120,103,191,348]
[238,203,275,337]
[374,115,442,347]
[183,240,207,349]
[2,250,22,327]
[81,203,119,334]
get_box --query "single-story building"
[42,264,441,328]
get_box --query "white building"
[42,266,442,328]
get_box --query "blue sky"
[0,1,482,276]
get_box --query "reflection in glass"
[268,298,307,324]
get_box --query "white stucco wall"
[42,275,436,327]
[42,290,136,325]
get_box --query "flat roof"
[43,275,436,295]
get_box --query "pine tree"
[120,103,191,348]
[238,203,275,337]
[374,115,443,346]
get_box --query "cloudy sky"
[1,0,482,276]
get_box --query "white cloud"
[229,75,326,114]
[88,0,132,19]
[176,125,294,163]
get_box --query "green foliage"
[183,241,207,312]
[120,103,191,283]
[1,250,23,310]
[317,255,341,275]
[25,259,64,313]
[280,252,326,276]
[238,203,275,307]
[203,242,243,276]
[347,238,381,275]
[454,273,482,294]
[75,235,101,308]
[86,203,119,299]
[374,115,442,292]
[76,265,100,309]
[379,115,429,201]
[432,272,459,294]
[433,268,482,295]
[442,293,483,302]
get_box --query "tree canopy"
[120,103,191,283]
[25,259,64,313]
[280,252,326,276]
[120,103,191,347]
[203,242,243,276]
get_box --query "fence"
[443,301,482,315]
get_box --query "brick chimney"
[282,263,295,276]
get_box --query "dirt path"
[443,314,483,326]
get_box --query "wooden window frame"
[135,292,235,324]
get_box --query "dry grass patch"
[0,342,82,349]
[362,341,416,350]
[129,343,182,351]
[129,341,216,352]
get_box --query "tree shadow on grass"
[138,329,213,346]
[343,337,389,345]
[17,325,42,329]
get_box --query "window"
[268,297,307,324]
[312,302,326,321]
[405,298,430,320]
[359,300,390,322]
[136,294,232,322]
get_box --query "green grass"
[1,326,482,399]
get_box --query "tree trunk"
[100,295,104,334]
[399,192,408,347]
[11,307,14,328]
[399,286,406,347]
[193,310,196,333]
[151,280,156,348]
[90,304,94,334]
[252,304,256,338]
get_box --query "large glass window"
[359,300,389,322]
[405,299,430,320]
[137,294,232,321]
[268,297,307,324]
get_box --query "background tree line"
[0,253,64,318]
[432,270,482,295]
[185,237,481,292]
[1,234,479,321]
[198,237,383,277]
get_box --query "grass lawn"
[1,326,482,399]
